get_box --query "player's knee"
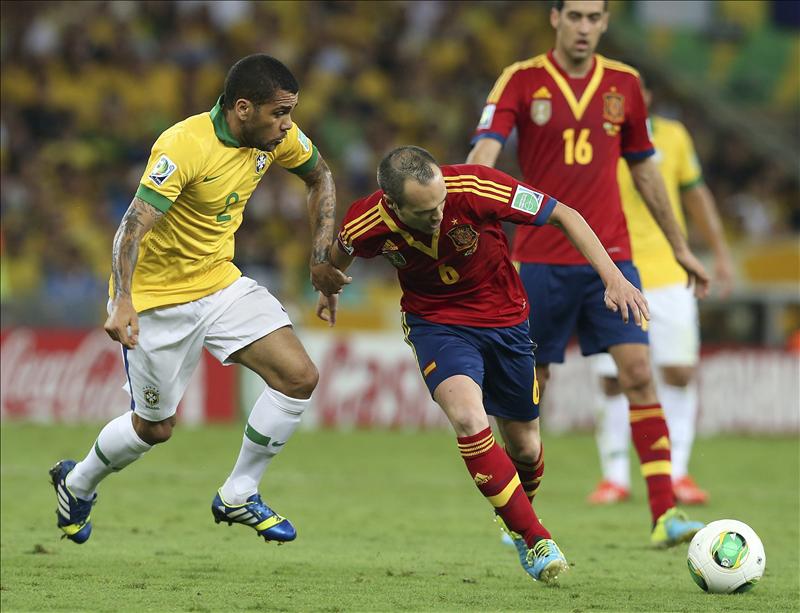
[449,410,488,438]
[619,358,653,393]
[132,414,175,445]
[508,437,541,464]
[278,361,319,400]
[661,366,694,387]
[601,376,623,396]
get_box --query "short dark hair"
[552,0,608,11]
[223,54,299,109]
[377,146,439,207]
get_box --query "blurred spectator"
[1,0,797,330]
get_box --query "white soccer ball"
[687,519,766,594]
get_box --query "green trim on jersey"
[210,96,241,148]
[679,176,704,192]
[136,184,174,213]
[287,146,319,176]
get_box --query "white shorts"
[117,276,292,421]
[591,282,699,377]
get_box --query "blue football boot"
[49,460,96,544]
[651,507,704,548]
[495,514,528,559]
[211,491,296,543]
[524,538,569,583]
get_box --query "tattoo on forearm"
[111,197,163,298]
[303,158,337,265]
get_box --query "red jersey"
[337,164,556,327]
[472,51,654,265]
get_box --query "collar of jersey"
[210,95,241,148]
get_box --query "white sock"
[220,386,308,505]
[595,393,631,489]
[659,381,697,480]
[66,412,152,499]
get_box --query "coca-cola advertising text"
[1,328,236,423]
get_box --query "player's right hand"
[311,261,352,296]
[104,298,139,348]
[603,275,650,326]
[316,292,339,327]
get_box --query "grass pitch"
[1,423,798,612]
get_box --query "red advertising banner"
[0,328,236,423]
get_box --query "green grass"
[1,424,798,612]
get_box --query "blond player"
[589,74,734,506]
[49,54,350,545]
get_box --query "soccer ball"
[687,519,766,594]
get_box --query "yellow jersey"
[617,115,703,289]
[112,96,318,312]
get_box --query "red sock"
[457,427,550,547]
[629,403,675,524]
[506,444,544,503]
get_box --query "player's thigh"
[204,278,316,395]
[402,313,485,399]
[645,284,699,368]
[433,375,490,436]
[518,263,583,364]
[231,326,317,396]
[481,322,540,422]
[122,302,207,421]
[204,277,293,365]
[576,261,648,356]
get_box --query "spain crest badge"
[446,224,479,256]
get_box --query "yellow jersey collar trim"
[210,95,241,148]
[542,53,604,121]
[378,199,439,259]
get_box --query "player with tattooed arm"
[49,54,350,545]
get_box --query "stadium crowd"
[1,1,798,327]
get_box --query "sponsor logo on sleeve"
[477,104,496,130]
[297,128,311,153]
[510,186,544,215]
[147,155,177,186]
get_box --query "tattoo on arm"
[301,156,337,265]
[111,197,164,299]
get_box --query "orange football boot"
[672,476,709,505]
[587,480,630,505]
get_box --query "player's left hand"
[311,261,352,296]
[316,292,338,327]
[603,275,650,326]
[675,248,710,299]
[714,253,735,299]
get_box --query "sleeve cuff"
[679,177,704,191]
[622,148,656,162]
[136,184,174,213]
[287,146,319,176]
[533,197,557,226]
[470,132,507,147]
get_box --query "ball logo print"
[687,519,766,593]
